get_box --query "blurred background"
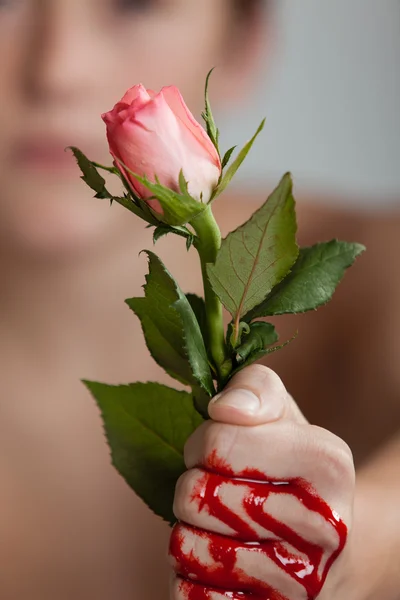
[0,1,399,599]
[220,0,400,207]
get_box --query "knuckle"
[202,421,223,458]
[229,364,287,396]
[310,425,356,488]
[173,468,210,527]
[183,420,242,473]
[172,470,192,519]
[183,420,212,468]
[236,363,272,379]
[202,421,240,470]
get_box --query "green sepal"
[112,194,160,226]
[115,160,206,227]
[68,146,111,199]
[84,380,203,525]
[91,161,120,176]
[207,173,299,321]
[68,147,162,226]
[115,170,163,226]
[244,240,366,320]
[211,119,265,200]
[201,68,220,155]
[235,321,278,363]
[126,252,214,397]
[137,175,205,227]
[153,224,195,249]
[221,146,236,170]
[178,169,189,195]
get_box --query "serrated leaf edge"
[208,173,298,325]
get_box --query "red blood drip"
[170,452,347,600]
[175,577,283,600]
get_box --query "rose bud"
[102,85,222,213]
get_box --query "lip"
[12,137,100,173]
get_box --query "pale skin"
[0,0,399,599]
[172,365,355,600]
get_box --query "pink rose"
[102,85,221,213]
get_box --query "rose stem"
[191,205,232,386]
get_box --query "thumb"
[208,364,307,426]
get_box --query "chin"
[0,180,127,262]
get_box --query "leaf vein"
[228,238,248,287]
[241,230,257,260]
[235,199,282,320]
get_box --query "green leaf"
[201,68,220,154]
[192,385,212,420]
[244,240,366,320]
[127,296,192,386]
[221,145,236,170]
[126,252,214,396]
[186,294,209,351]
[152,224,175,244]
[186,235,195,251]
[84,380,203,524]
[153,224,195,248]
[68,147,162,226]
[186,293,207,330]
[212,119,265,200]
[207,173,299,323]
[235,321,278,363]
[229,334,297,380]
[68,146,111,199]
[226,321,250,349]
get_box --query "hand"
[169,365,355,600]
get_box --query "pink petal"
[161,86,221,169]
[101,85,152,128]
[120,84,151,109]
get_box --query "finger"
[208,364,308,426]
[169,522,310,600]
[174,468,345,553]
[170,577,254,600]
[184,419,355,511]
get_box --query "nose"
[22,0,104,104]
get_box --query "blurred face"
[0,0,244,259]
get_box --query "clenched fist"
[169,365,355,600]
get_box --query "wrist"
[326,477,400,600]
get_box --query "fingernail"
[210,388,261,415]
